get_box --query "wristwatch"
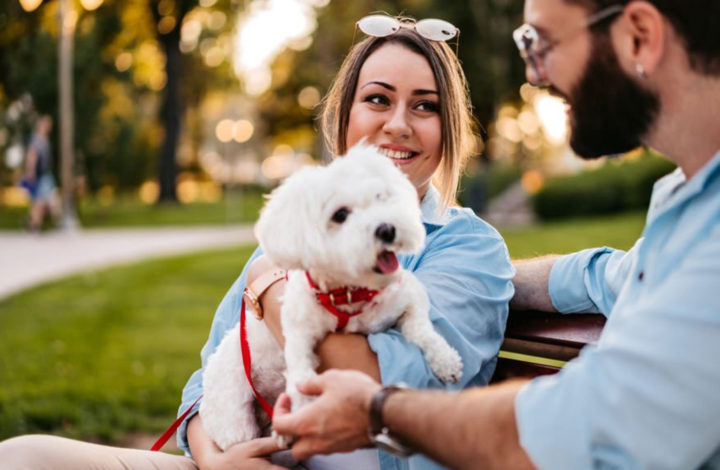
[368,383,414,457]
[242,268,286,320]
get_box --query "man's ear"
[613,1,666,77]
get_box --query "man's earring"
[636,63,647,79]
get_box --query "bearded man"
[271,1,720,469]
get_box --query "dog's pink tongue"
[376,250,399,274]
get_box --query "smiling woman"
[322,21,477,210]
[177,17,513,470]
[0,14,513,470]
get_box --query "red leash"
[151,298,272,451]
[240,297,274,418]
[151,395,202,451]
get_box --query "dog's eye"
[331,207,350,224]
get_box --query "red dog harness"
[304,271,380,330]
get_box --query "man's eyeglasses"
[356,15,459,44]
[513,4,624,86]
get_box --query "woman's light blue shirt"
[516,151,720,470]
[177,186,515,470]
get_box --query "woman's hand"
[188,414,285,470]
[272,369,381,460]
[199,438,286,470]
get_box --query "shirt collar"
[420,185,450,227]
[683,149,720,189]
[650,150,720,218]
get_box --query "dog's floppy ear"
[254,166,321,270]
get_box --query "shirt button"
[638,271,645,281]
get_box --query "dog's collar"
[305,271,380,330]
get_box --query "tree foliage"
[1,0,527,195]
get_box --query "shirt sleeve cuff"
[549,248,612,313]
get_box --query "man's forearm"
[383,380,536,470]
[510,256,559,312]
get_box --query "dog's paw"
[427,346,463,383]
[288,388,316,412]
[272,429,294,449]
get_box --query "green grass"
[500,211,646,258]
[0,211,646,443]
[0,190,264,230]
[0,246,255,443]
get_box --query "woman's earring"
[635,63,647,79]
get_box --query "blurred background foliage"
[0,0,675,226]
[532,150,676,220]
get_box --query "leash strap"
[241,298,274,419]
[152,298,274,451]
[151,395,202,451]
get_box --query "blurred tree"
[149,0,192,203]
[1,0,244,198]
[1,0,527,200]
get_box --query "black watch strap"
[368,384,413,457]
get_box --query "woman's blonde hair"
[320,22,477,210]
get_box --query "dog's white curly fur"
[200,144,463,450]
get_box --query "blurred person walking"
[21,114,61,232]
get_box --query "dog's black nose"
[375,223,396,243]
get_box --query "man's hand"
[272,369,382,460]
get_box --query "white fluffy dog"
[200,144,463,450]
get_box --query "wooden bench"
[491,310,606,382]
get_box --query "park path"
[0,225,257,301]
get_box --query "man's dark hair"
[565,0,720,75]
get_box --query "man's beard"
[563,32,660,159]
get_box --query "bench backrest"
[491,311,606,383]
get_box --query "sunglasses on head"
[356,15,459,45]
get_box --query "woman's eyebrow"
[360,81,438,96]
[412,89,438,96]
[361,80,395,91]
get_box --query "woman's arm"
[177,249,264,453]
[368,215,514,390]
[187,414,284,470]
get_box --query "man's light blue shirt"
[177,186,515,470]
[516,151,720,470]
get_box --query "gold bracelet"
[242,268,286,320]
